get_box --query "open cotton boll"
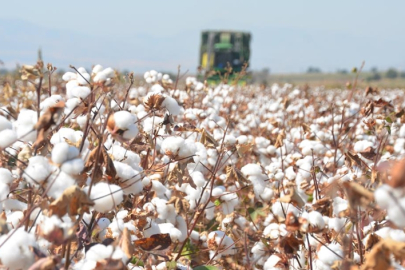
[0,129,17,149]
[71,85,91,99]
[272,202,300,220]
[0,115,12,131]
[62,71,77,81]
[0,228,38,270]
[241,163,263,176]
[52,142,73,164]
[23,156,53,185]
[162,96,181,115]
[308,211,325,230]
[161,136,185,157]
[15,109,37,142]
[0,183,9,201]
[263,254,282,270]
[0,168,13,184]
[86,182,123,213]
[207,231,236,258]
[113,111,136,130]
[114,161,143,195]
[46,171,76,199]
[92,64,103,74]
[316,242,343,268]
[76,72,90,85]
[85,244,128,264]
[61,158,84,175]
[40,95,63,111]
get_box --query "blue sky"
[1,0,405,73]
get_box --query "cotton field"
[0,62,405,270]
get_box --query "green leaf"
[194,266,220,270]
[130,257,144,266]
[385,125,391,135]
[385,116,393,123]
[307,194,313,202]
[166,261,177,270]
[214,199,221,206]
[248,207,267,222]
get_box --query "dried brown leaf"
[48,185,94,218]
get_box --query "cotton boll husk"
[47,171,76,199]
[23,156,53,185]
[86,182,123,213]
[61,158,84,175]
[162,96,182,115]
[0,115,12,131]
[0,228,38,270]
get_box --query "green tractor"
[198,30,251,85]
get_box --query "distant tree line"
[366,67,405,81]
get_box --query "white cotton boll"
[241,163,263,176]
[264,254,282,270]
[0,129,17,149]
[151,180,168,198]
[328,217,346,232]
[47,171,76,199]
[3,199,26,212]
[51,142,70,164]
[61,158,84,175]
[0,228,37,270]
[236,135,248,144]
[7,211,24,228]
[162,96,181,115]
[387,197,405,227]
[374,184,397,209]
[354,140,373,153]
[190,171,206,188]
[114,161,143,195]
[86,182,123,213]
[62,72,77,81]
[0,168,14,184]
[24,156,53,185]
[114,111,136,130]
[308,211,325,230]
[207,231,236,257]
[77,67,87,74]
[0,183,9,201]
[332,197,349,216]
[317,242,343,267]
[0,115,12,131]
[92,64,103,74]
[212,186,226,197]
[260,187,274,202]
[375,227,405,242]
[272,202,300,220]
[76,72,90,85]
[161,136,184,156]
[285,166,296,180]
[71,85,91,99]
[122,124,139,139]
